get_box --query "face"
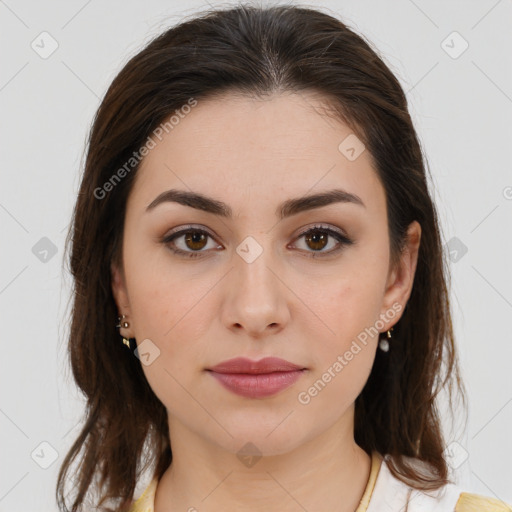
[111,91,420,456]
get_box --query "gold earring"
[116,315,137,351]
[122,336,137,351]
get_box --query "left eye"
[292,225,354,257]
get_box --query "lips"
[207,357,307,398]
[209,356,305,374]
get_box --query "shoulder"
[367,453,511,512]
[455,492,512,512]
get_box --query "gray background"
[1,0,511,510]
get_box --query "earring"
[379,327,393,352]
[116,314,130,329]
[122,336,137,351]
[116,315,137,351]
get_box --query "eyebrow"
[146,188,365,219]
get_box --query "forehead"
[130,91,385,217]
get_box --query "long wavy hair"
[57,4,465,511]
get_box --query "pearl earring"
[379,327,393,352]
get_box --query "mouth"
[207,356,305,374]
[206,357,307,398]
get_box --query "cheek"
[124,241,193,330]
[297,280,380,413]
[297,347,375,426]
[127,270,218,409]
[294,258,386,402]
[127,260,220,363]
[304,266,386,344]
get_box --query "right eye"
[162,226,222,259]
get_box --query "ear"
[380,221,421,328]
[111,260,135,338]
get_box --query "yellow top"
[128,451,511,512]
[455,492,512,511]
[355,449,382,511]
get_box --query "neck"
[154,411,372,512]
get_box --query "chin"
[212,423,306,459]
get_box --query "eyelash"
[162,224,354,259]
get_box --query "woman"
[56,5,510,512]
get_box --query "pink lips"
[207,357,306,398]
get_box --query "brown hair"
[57,4,466,511]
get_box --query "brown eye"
[293,225,354,258]
[163,224,354,260]
[163,227,220,259]
[184,231,208,251]
[304,230,329,251]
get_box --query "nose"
[220,239,291,338]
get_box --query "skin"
[111,90,421,512]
